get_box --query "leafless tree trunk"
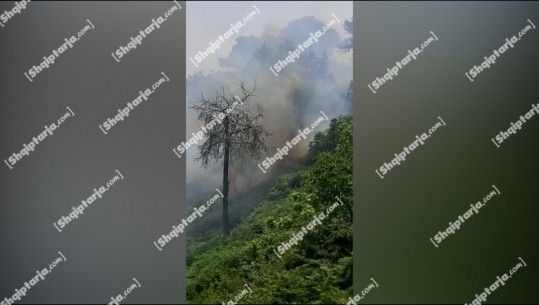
[222,117,230,235]
[191,81,271,236]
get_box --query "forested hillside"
[187,116,353,304]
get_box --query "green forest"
[187,115,353,304]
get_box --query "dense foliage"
[187,116,353,304]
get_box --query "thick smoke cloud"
[186,15,352,204]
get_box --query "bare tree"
[191,81,271,236]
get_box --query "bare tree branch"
[190,81,272,235]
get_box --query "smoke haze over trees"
[186,15,353,205]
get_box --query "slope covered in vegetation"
[187,116,353,304]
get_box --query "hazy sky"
[186,1,352,75]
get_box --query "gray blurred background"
[355,1,539,303]
[0,1,185,303]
